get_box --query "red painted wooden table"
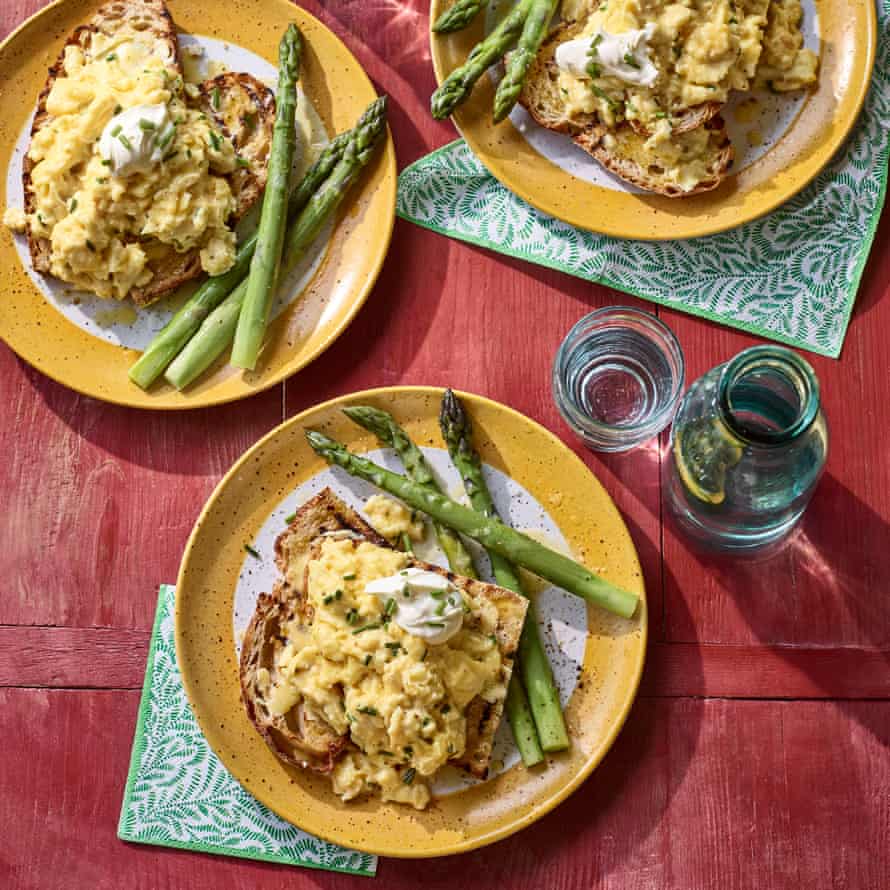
[2,2,889,887]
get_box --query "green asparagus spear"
[128,126,355,390]
[232,24,303,371]
[306,431,639,618]
[431,0,534,120]
[343,405,478,578]
[440,389,568,752]
[432,0,483,33]
[343,404,543,766]
[492,0,558,122]
[164,98,388,390]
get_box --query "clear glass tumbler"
[552,307,685,452]
[665,345,828,550]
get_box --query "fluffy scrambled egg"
[258,537,506,809]
[559,0,818,141]
[24,24,239,300]
[363,495,426,543]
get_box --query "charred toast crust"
[23,0,275,307]
[242,488,527,785]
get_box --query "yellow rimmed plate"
[0,0,396,408]
[429,0,876,240]
[176,386,647,857]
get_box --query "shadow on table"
[667,471,890,751]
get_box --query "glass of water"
[552,307,685,452]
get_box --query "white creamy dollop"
[555,24,659,87]
[98,103,175,176]
[365,568,464,645]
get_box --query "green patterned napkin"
[118,584,377,877]
[398,2,889,358]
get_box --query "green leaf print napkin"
[118,585,377,877]
[398,2,890,358]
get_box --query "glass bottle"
[665,345,828,550]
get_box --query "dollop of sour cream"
[365,568,464,645]
[98,103,175,176]
[555,24,659,87]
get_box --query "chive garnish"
[435,601,446,616]
[425,621,445,629]
[402,768,416,785]
[117,133,132,150]
[357,705,378,716]
[346,609,359,625]
[235,157,249,168]
[244,544,260,559]
[343,572,356,580]
[322,592,337,605]
[211,85,221,109]
[138,119,156,131]
[106,53,117,61]
[383,598,397,617]
[284,512,296,524]
[364,654,372,666]
[86,240,95,252]
[352,623,381,635]
[421,649,428,662]
[162,150,177,162]
[114,104,123,115]
[101,159,112,167]
[111,124,122,137]
[208,130,221,151]
[440,703,451,714]
[157,128,175,150]
[403,746,413,756]
[623,51,641,69]
[385,641,402,654]
[379,750,393,757]
[68,198,78,212]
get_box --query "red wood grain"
[1,1,889,888]
[3,690,889,890]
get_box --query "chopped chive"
[85,240,95,252]
[101,159,113,167]
[343,572,356,581]
[106,53,117,61]
[68,198,78,212]
[186,148,192,158]
[322,592,338,605]
[96,177,108,184]
[379,750,393,757]
[623,51,641,69]
[157,128,175,150]
[114,104,123,115]
[421,649,428,661]
[111,124,122,137]
[435,601,446,616]
[284,511,297,524]
[385,641,402,654]
[244,544,260,559]
[425,621,445,629]
[402,768,416,785]
[403,746,413,756]
[430,589,446,599]
[364,654,372,666]
[117,133,132,150]
[356,705,378,716]
[138,119,156,131]
[383,598,397,617]
[211,85,221,109]
[208,130,221,151]
[422,716,431,726]
[440,703,451,714]
[352,623,381,635]
[162,150,177,162]
[236,156,250,168]
[345,609,359,625]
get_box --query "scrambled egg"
[558,0,818,141]
[258,537,506,809]
[363,495,426,543]
[24,24,239,300]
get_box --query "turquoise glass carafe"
[665,346,828,550]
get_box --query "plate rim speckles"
[0,0,396,409]
[175,386,648,858]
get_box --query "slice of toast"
[22,0,274,307]
[580,116,733,197]
[519,23,722,138]
[240,489,529,783]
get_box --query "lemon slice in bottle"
[673,416,744,505]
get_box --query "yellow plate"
[0,0,395,409]
[176,386,647,857]
[429,0,876,240]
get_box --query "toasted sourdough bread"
[518,22,729,195]
[519,23,723,139]
[240,488,529,782]
[23,0,275,307]
[578,116,733,197]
